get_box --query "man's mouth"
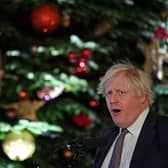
[112,109,121,113]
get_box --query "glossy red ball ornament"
[18,91,28,100]
[64,150,73,158]
[89,100,100,107]
[30,5,61,33]
[76,58,87,74]
[72,113,92,127]
[81,48,93,59]
[68,51,78,63]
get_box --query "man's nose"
[108,94,119,104]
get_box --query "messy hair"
[97,62,154,105]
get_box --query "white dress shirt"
[101,107,149,168]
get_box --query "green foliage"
[0,158,23,168]
[0,0,168,167]
[0,120,63,140]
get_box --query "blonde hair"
[97,63,154,105]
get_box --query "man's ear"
[140,94,148,104]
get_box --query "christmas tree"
[0,0,168,167]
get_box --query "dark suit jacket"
[94,110,168,168]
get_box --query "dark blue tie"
[108,128,128,168]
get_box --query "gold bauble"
[2,130,36,161]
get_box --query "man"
[94,62,168,168]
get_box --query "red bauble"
[30,5,61,33]
[72,114,92,127]
[89,100,100,107]
[68,51,78,63]
[18,91,28,100]
[81,48,93,59]
[76,59,87,74]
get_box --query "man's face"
[104,72,147,128]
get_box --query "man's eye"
[104,90,127,97]
[105,91,112,97]
[119,91,125,94]
[117,90,126,96]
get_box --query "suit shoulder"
[158,115,168,127]
[157,115,168,141]
[100,126,118,139]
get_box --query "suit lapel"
[96,127,119,168]
[130,110,158,168]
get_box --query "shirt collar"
[127,107,149,137]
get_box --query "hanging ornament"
[2,130,36,161]
[30,5,61,33]
[89,100,100,107]
[2,100,45,120]
[137,41,159,74]
[153,25,168,41]
[138,40,168,83]
[18,91,28,100]
[76,66,87,74]
[72,113,92,128]
[64,150,73,159]
[6,109,16,119]
[76,58,87,74]
[81,48,93,60]
[37,86,64,101]
[68,51,78,63]
[0,107,16,123]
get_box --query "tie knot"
[121,128,128,135]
